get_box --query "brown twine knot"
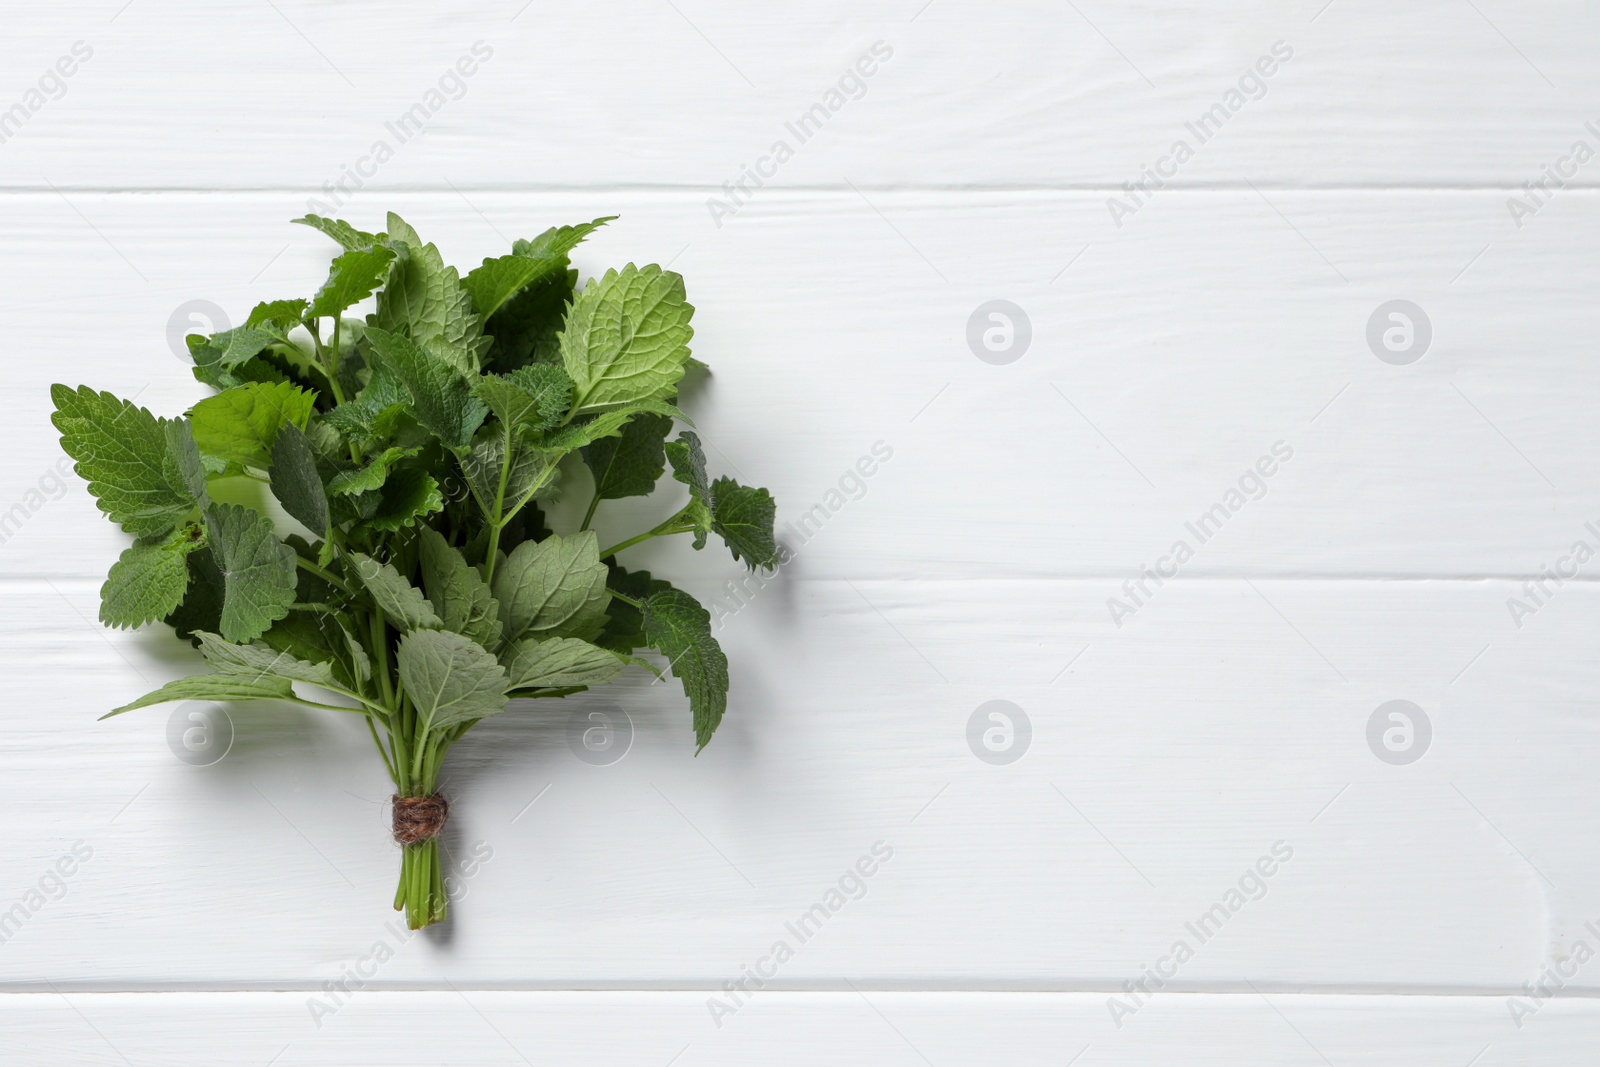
[392,793,449,845]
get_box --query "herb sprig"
[51,213,777,928]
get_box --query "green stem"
[599,515,695,560]
[580,491,601,532]
[607,589,643,609]
[295,555,354,595]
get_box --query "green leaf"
[106,672,295,717]
[293,214,384,251]
[326,445,417,495]
[321,359,410,445]
[99,523,206,629]
[258,611,361,691]
[363,326,487,451]
[583,411,671,501]
[204,503,298,643]
[397,628,509,735]
[349,552,443,631]
[162,418,209,507]
[560,264,694,414]
[596,561,667,654]
[308,244,397,319]
[417,528,503,649]
[491,531,609,644]
[472,364,573,434]
[643,588,729,751]
[544,400,685,454]
[362,467,444,533]
[192,630,341,690]
[188,381,317,469]
[501,636,626,689]
[268,423,329,535]
[463,216,614,319]
[371,213,488,375]
[665,430,713,548]
[165,545,226,643]
[461,430,560,518]
[513,217,617,260]
[486,268,574,372]
[710,477,779,569]
[50,385,195,536]
[246,299,308,330]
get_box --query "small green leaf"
[188,381,317,469]
[321,360,410,445]
[463,216,614,319]
[665,430,713,548]
[99,523,206,629]
[362,467,444,533]
[485,268,574,372]
[326,446,418,495]
[544,400,685,454]
[293,214,384,251]
[50,385,195,536]
[397,628,509,735]
[246,299,308,330]
[417,528,503,650]
[308,244,397,319]
[268,423,329,535]
[560,264,694,414]
[363,326,487,451]
[371,213,488,375]
[643,587,729,751]
[501,636,626,689]
[491,531,609,644]
[162,418,209,507]
[461,430,560,518]
[106,672,295,717]
[584,411,671,501]
[349,552,443,631]
[710,477,779,569]
[205,503,299,643]
[165,545,226,643]
[472,364,573,434]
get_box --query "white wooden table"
[3,1,1598,1062]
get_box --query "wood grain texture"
[4,0,1597,1061]
[3,991,1595,1065]
[3,2,1600,189]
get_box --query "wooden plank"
[4,190,1597,583]
[1,576,1593,987]
[1,2,1598,189]
[1,990,1593,1065]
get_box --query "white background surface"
[3,1,1598,1063]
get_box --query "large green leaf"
[397,628,509,735]
[417,528,503,650]
[643,587,729,751]
[204,503,299,643]
[583,412,671,502]
[501,636,626,689]
[370,213,488,374]
[491,531,609,644]
[99,522,206,629]
[363,326,487,451]
[559,264,694,414]
[348,552,443,631]
[188,381,316,470]
[50,385,195,536]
